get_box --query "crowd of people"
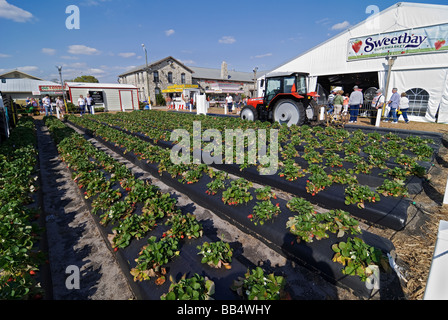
[326,86,410,124]
[25,93,96,117]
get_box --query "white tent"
[269,2,448,123]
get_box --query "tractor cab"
[241,72,319,127]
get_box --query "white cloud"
[179,59,195,65]
[253,53,272,59]
[17,66,39,73]
[42,48,56,55]
[316,17,331,25]
[118,52,136,58]
[0,53,11,58]
[331,21,350,30]
[80,0,111,6]
[219,36,236,44]
[165,29,175,37]
[0,0,33,23]
[68,45,101,55]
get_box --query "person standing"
[371,89,385,125]
[348,86,363,123]
[42,95,52,116]
[385,88,400,124]
[226,93,233,113]
[56,96,65,117]
[398,92,410,124]
[327,90,335,115]
[86,94,94,114]
[234,94,241,114]
[78,95,86,116]
[332,90,344,121]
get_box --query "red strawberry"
[352,40,362,53]
[247,214,253,219]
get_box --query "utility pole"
[141,43,151,107]
[253,67,258,98]
[56,66,67,107]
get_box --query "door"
[119,90,133,111]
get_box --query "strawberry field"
[1,110,444,301]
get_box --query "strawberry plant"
[249,200,281,225]
[179,165,203,184]
[197,240,233,269]
[376,179,408,197]
[160,273,215,300]
[286,198,361,243]
[332,237,388,282]
[131,236,180,283]
[165,213,203,240]
[278,159,305,181]
[231,267,286,300]
[381,166,408,181]
[99,200,134,226]
[344,185,380,209]
[328,168,358,185]
[222,178,253,206]
[302,147,323,164]
[254,186,276,201]
[205,171,228,195]
[305,164,332,195]
[286,197,314,214]
[91,189,122,215]
[111,213,157,249]
[280,143,299,160]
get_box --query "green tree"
[71,75,99,83]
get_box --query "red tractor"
[240,72,320,127]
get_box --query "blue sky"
[0,0,447,83]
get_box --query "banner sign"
[38,85,63,95]
[348,23,448,61]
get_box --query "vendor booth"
[163,84,201,111]
[267,2,448,123]
[65,82,139,112]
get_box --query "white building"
[268,2,448,123]
[65,82,139,112]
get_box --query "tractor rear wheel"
[240,105,258,122]
[273,99,306,127]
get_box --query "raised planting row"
[44,115,297,300]
[65,114,401,298]
[0,117,45,300]
[79,111,441,230]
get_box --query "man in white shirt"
[42,95,52,116]
[86,94,94,114]
[78,95,86,116]
[226,94,233,113]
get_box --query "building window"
[405,88,430,117]
[153,71,159,83]
[181,73,186,84]
[168,72,173,84]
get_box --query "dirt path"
[36,120,134,300]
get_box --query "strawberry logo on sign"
[352,40,363,53]
[435,39,446,50]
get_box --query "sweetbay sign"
[348,23,448,60]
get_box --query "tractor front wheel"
[273,99,305,127]
[240,105,258,122]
